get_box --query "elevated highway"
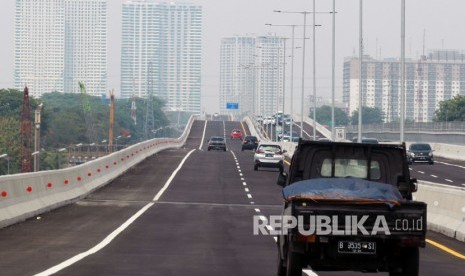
[0,119,464,275]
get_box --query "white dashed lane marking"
[445,179,453,183]
[431,175,437,178]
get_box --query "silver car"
[253,143,285,172]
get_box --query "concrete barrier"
[429,143,465,161]
[292,114,332,139]
[0,116,197,229]
[414,181,465,242]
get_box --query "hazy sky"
[1,0,464,113]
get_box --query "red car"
[230,129,243,140]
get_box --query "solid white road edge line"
[35,149,197,276]
[198,120,208,150]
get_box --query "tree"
[309,105,350,126]
[351,106,384,125]
[433,95,465,122]
[0,117,21,174]
[0,90,172,173]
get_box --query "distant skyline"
[2,0,465,113]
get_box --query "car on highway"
[283,117,292,126]
[241,135,259,151]
[207,136,226,151]
[253,143,286,172]
[263,116,276,125]
[407,142,434,164]
[230,129,242,140]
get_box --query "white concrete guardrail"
[292,114,332,140]
[245,116,465,242]
[244,116,267,142]
[0,115,197,229]
[429,142,465,161]
[414,182,465,242]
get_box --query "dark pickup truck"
[276,141,426,276]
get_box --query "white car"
[253,143,286,172]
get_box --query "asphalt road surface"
[0,120,464,275]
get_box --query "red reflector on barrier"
[64,180,69,184]
[97,169,101,172]
[47,183,53,188]
[1,191,7,197]
[77,177,82,181]
[27,186,32,192]
[106,165,109,169]
[114,162,117,165]
[88,173,92,177]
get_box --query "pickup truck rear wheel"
[286,246,303,276]
[390,247,419,276]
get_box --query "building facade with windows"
[15,0,65,98]
[343,50,465,123]
[121,1,202,113]
[64,0,107,96]
[15,0,107,97]
[220,35,284,116]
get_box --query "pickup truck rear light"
[256,149,264,154]
[296,233,316,243]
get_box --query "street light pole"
[115,136,122,152]
[280,38,287,142]
[312,0,317,140]
[358,0,363,143]
[400,0,406,142]
[301,12,308,139]
[57,148,66,169]
[331,0,336,140]
[34,103,43,172]
[31,151,39,171]
[0,154,9,175]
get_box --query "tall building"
[121,1,202,113]
[343,50,465,123]
[15,0,65,98]
[64,0,107,96]
[220,35,284,116]
[15,0,107,97]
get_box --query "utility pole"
[108,90,115,153]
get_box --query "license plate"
[337,241,376,254]
[265,153,273,157]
